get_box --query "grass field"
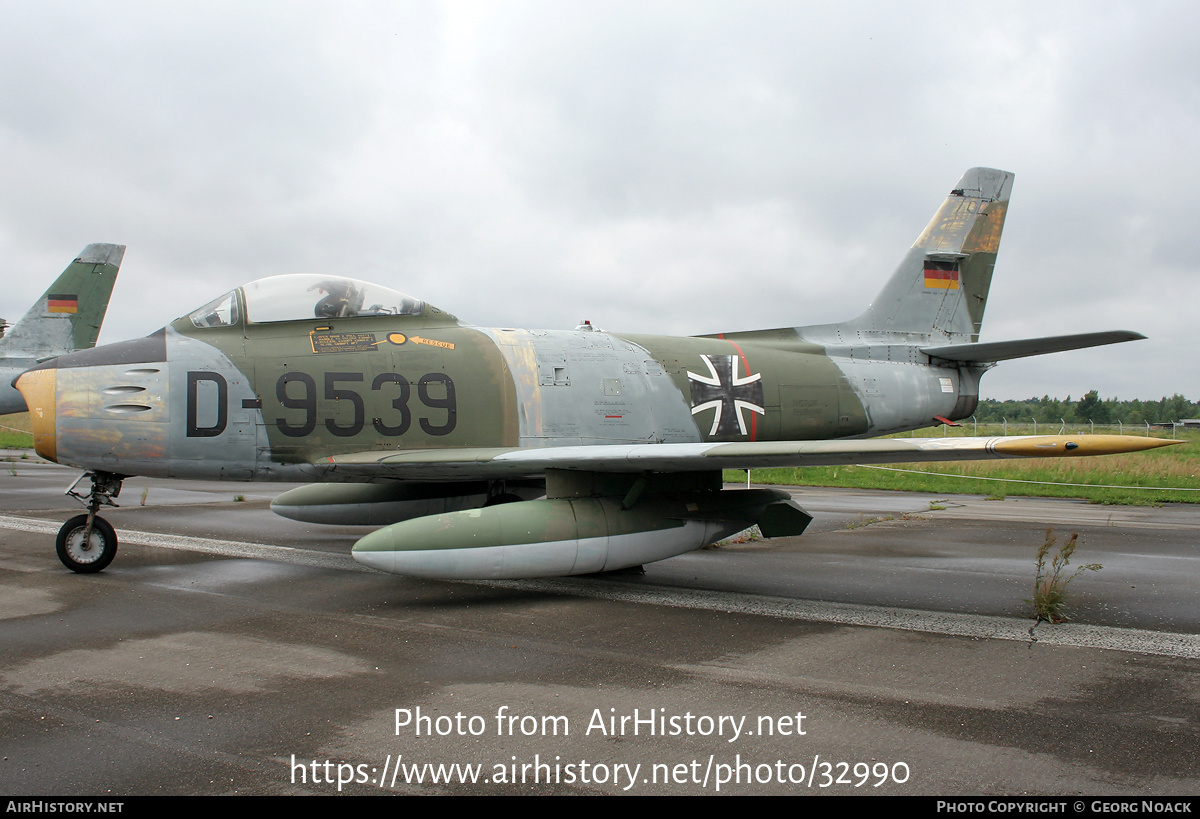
[4,412,1196,505]
[0,413,32,449]
[733,426,1199,505]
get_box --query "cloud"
[1,0,1196,399]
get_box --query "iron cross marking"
[686,354,765,436]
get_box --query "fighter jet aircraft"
[0,244,124,414]
[15,170,1174,578]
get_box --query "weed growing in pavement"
[1028,528,1102,624]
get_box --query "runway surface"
[1,456,1198,795]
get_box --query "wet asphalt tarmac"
[1,456,1197,795]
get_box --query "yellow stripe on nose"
[15,368,57,463]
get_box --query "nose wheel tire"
[56,515,118,573]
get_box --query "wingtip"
[992,435,1183,458]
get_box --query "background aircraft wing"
[319,434,1178,481]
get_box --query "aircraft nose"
[13,329,169,467]
[14,364,58,463]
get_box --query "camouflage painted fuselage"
[27,304,979,481]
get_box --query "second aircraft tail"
[0,243,125,357]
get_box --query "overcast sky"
[2,0,1196,402]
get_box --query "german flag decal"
[47,294,79,313]
[923,261,960,290]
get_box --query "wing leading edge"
[319,434,1179,481]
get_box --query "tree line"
[973,392,1198,425]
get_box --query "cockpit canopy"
[187,275,428,329]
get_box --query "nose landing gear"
[58,471,124,573]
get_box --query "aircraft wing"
[319,434,1178,481]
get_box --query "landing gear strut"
[483,480,523,507]
[57,471,124,573]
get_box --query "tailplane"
[922,330,1145,363]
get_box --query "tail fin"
[847,168,1013,343]
[0,243,124,357]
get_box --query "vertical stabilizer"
[0,243,125,356]
[847,168,1012,343]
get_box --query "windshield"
[188,291,239,328]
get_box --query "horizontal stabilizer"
[921,330,1145,363]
